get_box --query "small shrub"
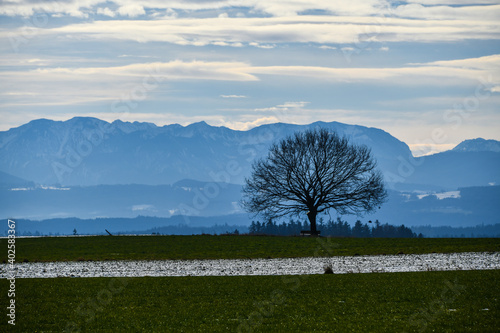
[324,265,334,274]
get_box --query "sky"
[0,0,499,156]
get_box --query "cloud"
[319,45,337,50]
[117,5,145,17]
[277,101,309,108]
[249,42,275,49]
[132,204,155,212]
[218,117,280,131]
[164,8,178,19]
[221,95,247,98]
[22,60,258,81]
[409,143,456,157]
[0,61,258,109]
[241,55,500,85]
[341,47,355,52]
[1,1,498,25]
[0,0,385,18]
[13,58,478,89]
[247,65,485,84]
[6,11,498,47]
[2,55,498,110]
[393,3,500,21]
[255,101,310,113]
[97,7,116,17]
[0,0,102,18]
[406,0,498,4]
[422,54,500,70]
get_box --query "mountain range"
[1,117,499,190]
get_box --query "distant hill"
[0,215,251,236]
[1,180,499,228]
[0,171,34,189]
[452,138,500,153]
[2,184,500,234]
[360,185,500,228]
[0,179,243,220]
[401,151,500,190]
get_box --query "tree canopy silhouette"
[242,128,387,235]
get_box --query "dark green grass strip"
[1,270,498,332]
[1,236,499,262]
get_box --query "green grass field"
[2,236,498,332]
[1,235,499,262]
[1,270,498,332]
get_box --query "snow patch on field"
[1,252,498,279]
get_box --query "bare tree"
[242,128,387,235]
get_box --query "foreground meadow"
[1,236,499,262]
[1,236,498,332]
[1,270,498,332]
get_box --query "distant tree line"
[5,217,500,238]
[411,223,500,238]
[249,218,419,238]
[146,224,248,236]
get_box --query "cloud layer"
[1,0,499,152]
[4,13,499,48]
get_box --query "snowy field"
[2,252,499,278]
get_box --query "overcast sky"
[1,0,499,155]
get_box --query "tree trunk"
[307,210,318,236]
